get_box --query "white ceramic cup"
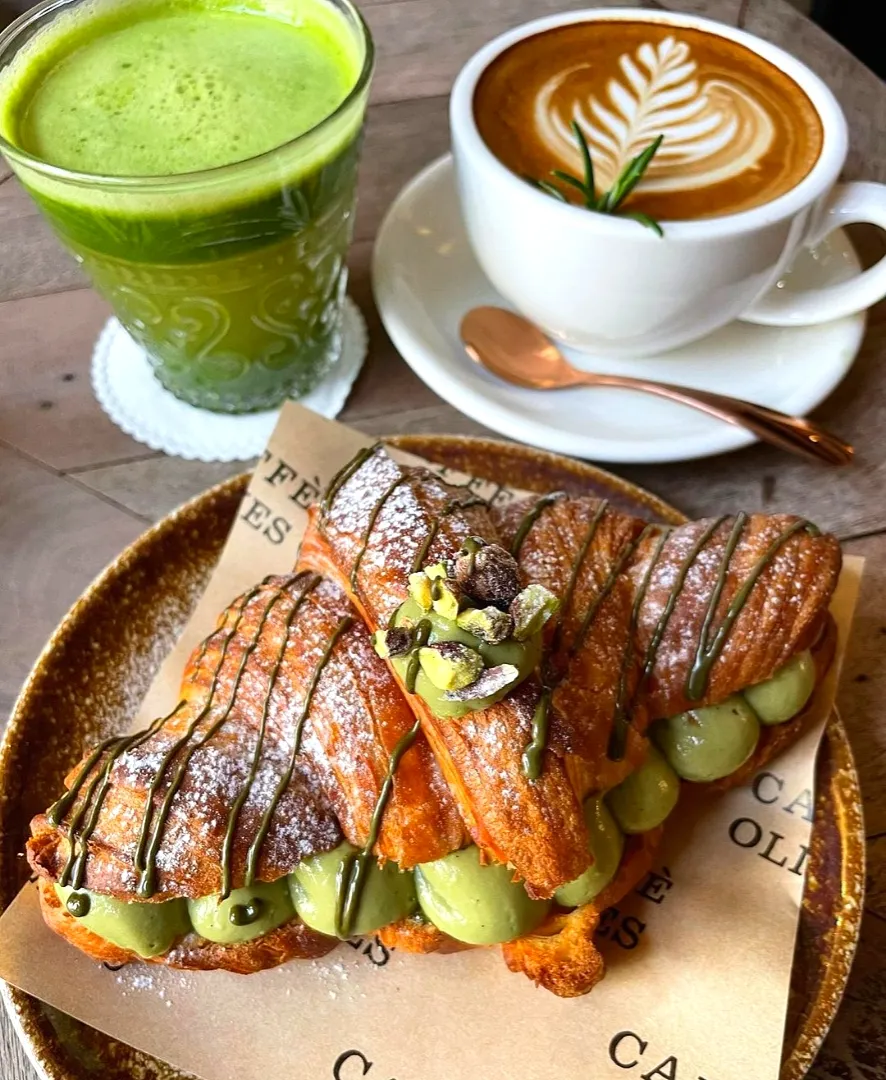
[450,8,886,357]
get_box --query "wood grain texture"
[0,0,885,1076]
[0,444,144,716]
[839,532,886,842]
[0,289,150,471]
[806,911,886,1079]
[0,180,86,301]
[740,0,886,184]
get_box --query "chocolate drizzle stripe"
[686,517,809,700]
[244,613,354,886]
[335,717,422,938]
[219,573,321,900]
[135,582,291,898]
[510,492,566,557]
[350,477,409,590]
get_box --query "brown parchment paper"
[0,402,863,1080]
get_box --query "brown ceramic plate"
[0,436,864,1080]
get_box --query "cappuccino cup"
[450,9,886,357]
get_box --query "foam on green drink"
[0,0,371,412]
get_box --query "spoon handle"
[581,373,854,466]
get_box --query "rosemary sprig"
[526,123,665,236]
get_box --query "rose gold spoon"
[460,306,854,467]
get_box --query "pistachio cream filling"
[414,845,550,945]
[188,879,295,945]
[54,883,190,958]
[652,650,815,782]
[554,797,624,908]
[289,841,417,939]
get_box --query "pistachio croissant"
[28,445,842,998]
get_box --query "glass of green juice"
[0,0,373,413]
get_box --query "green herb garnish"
[526,124,665,236]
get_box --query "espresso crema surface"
[474,21,824,220]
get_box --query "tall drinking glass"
[0,0,373,413]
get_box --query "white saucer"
[372,155,865,463]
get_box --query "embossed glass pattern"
[0,0,373,413]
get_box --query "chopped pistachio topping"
[510,584,560,640]
[372,627,413,659]
[431,578,465,620]
[443,663,520,702]
[408,571,433,611]
[419,642,484,690]
[453,542,522,610]
[456,605,514,644]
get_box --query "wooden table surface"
[1,0,885,1075]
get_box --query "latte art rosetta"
[532,36,776,194]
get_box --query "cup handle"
[742,181,886,325]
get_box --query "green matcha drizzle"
[134,581,290,898]
[521,687,552,780]
[549,500,609,658]
[219,573,321,900]
[510,492,566,557]
[519,500,607,778]
[685,516,810,700]
[568,524,655,669]
[188,592,251,681]
[403,619,432,692]
[350,477,408,590]
[229,899,264,926]
[47,735,126,829]
[639,517,727,686]
[606,527,669,760]
[410,495,488,574]
[335,718,422,937]
[59,703,187,890]
[243,614,354,887]
[321,444,380,521]
[65,892,91,918]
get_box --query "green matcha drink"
[0,0,372,412]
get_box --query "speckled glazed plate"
[0,436,864,1080]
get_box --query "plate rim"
[0,434,865,1080]
[372,153,867,464]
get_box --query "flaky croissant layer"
[28,447,841,995]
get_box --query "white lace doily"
[91,296,367,462]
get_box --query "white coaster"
[91,296,368,462]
